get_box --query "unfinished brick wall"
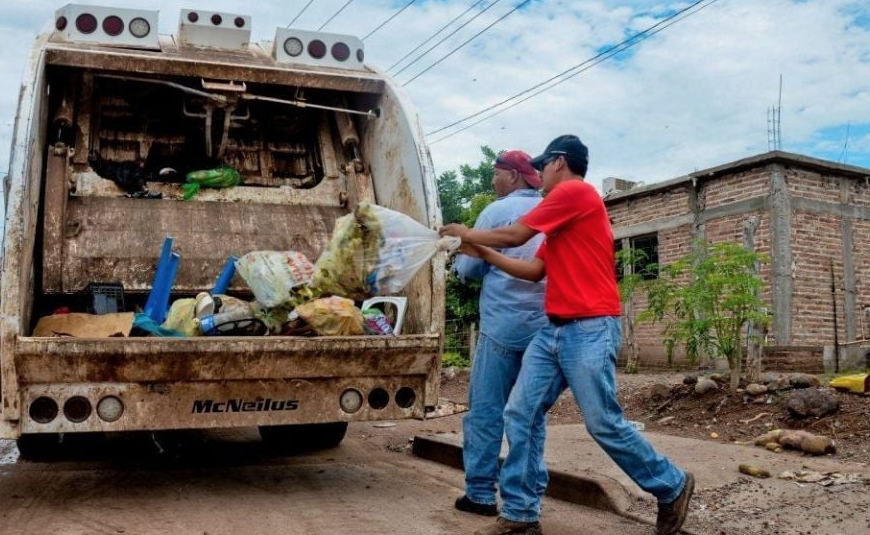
[608,186,690,228]
[609,158,870,372]
[701,169,769,208]
[786,167,842,203]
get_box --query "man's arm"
[460,243,545,282]
[440,222,537,248]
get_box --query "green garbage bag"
[182,165,241,200]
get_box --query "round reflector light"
[129,17,151,38]
[97,396,124,422]
[308,39,327,59]
[331,42,350,62]
[56,17,68,31]
[102,15,124,37]
[187,12,199,23]
[75,13,98,34]
[63,396,92,423]
[211,14,223,26]
[395,387,416,409]
[356,48,364,62]
[283,37,303,57]
[234,17,245,28]
[339,389,363,413]
[29,397,59,424]
[368,388,389,410]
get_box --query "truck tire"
[15,433,63,461]
[259,422,348,452]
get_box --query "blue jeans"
[462,333,548,505]
[499,317,687,523]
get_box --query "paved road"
[0,428,648,535]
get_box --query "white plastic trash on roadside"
[235,251,315,307]
[311,203,459,300]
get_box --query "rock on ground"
[786,388,840,418]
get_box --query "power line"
[287,0,315,28]
[428,0,720,144]
[391,0,502,77]
[363,0,418,41]
[386,0,487,73]
[318,0,356,31]
[402,0,532,86]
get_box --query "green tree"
[642,241,770,389]
[615,247,651,374]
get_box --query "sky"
[1,0,868,215]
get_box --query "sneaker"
[656,472,695,535]
[455,495,498,516]
[473,517,542,535]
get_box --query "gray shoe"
[473,517,542,535]
[656,472,695,535]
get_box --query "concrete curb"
[412,433,703,535]
[412,434,631,514]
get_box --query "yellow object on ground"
[829,374,869,394]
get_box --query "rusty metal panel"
[15,335,441,383]
[44,44,385,95]
[59,197,347,292]
[20,375,426,433]
[42,145,71,292]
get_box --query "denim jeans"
[463,333,548,505]
[499,316,687,523]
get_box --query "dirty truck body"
[1,7,443,448]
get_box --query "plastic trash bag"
[311,203,459,300]
[236,251,315,307]
[162,298,200,336]
[182,165,241,200]
[293,296,364,336]
[362,308,393,335]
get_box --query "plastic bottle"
[197,305,255,335]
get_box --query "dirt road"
[0,429,648,535]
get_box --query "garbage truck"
[1,4,445,458]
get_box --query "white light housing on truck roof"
[274,28,365,70]
[178,9,251,50]
[52,4,159,50]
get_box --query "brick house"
[604,151,870,373]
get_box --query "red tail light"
[211,14,223,25]
[234,17,245,28]
[102,15,124,36]
[75,13,97,34]
[187,11,199,23]
[56,16,68,31]
[308,39,327,59]
[331,42,350,62]
[356,48,364,62]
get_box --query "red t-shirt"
[521,180,621,318]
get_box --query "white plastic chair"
[361,296,408,335]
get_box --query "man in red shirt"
[440,135,694,535]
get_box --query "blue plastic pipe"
[144,237,173,322]
[212,256,239,295]
[150,252,181,324]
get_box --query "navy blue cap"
[529,135,589,172]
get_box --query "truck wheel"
[15,433,63,461]
[259,422,348,452]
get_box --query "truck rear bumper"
[8,335,441,436]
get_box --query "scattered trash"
[362,308,394,335]
[739,412,771,424]
[710,432,719,439]
[739,464,771,478]
[739,429,836,455]
[657,416,675,425]
[181,165,241,200]
[627,420,645,431]
[311,202,459,300]
[293,296,364,336]
[235,250,315,308]
[33,312,135,338]
[85,282,125,315]
[778,470,869,487]
[829,373,869,395]
[373,422,396,428]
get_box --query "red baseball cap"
[494,150,542,189]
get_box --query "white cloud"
[1,0,868,216]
